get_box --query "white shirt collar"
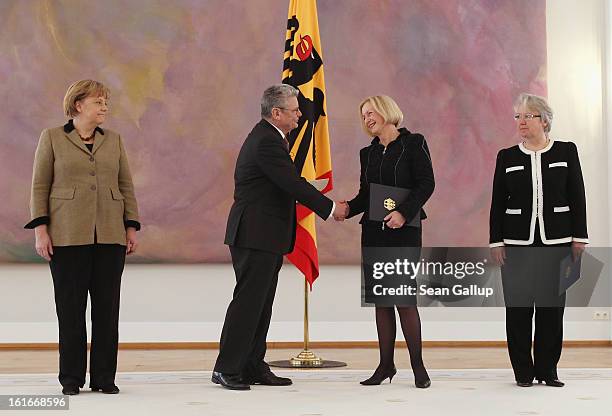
[264,119,285,139]
[518,138,554,155]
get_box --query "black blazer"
[346,128,435,225]
[489,140,588,246]
[224,119,333,254]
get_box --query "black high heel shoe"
[415,378,431,389]
[536,378,564,387]
[360,366,397,385]
[413,367,431,389]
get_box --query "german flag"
[282,0,332,288]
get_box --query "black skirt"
[361,221,422,306]
[361,221,422,247]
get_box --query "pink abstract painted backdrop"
[0,0,546,263]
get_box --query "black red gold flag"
[282,0,332,287]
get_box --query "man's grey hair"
[261,84,299,118]
[514,93,554,134]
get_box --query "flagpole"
[270,275,346,369]
[286,280,323,367]
[304,279,309,351]
[269,0,346,369]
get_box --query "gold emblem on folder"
[383,198,396,211]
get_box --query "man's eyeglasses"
[513,113,541,120]
[277,107,300,115]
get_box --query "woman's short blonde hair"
[63,80,110,118]
[359,95,403,136]
[514,92,553,134]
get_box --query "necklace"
[77,131,95,142]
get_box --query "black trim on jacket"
[63,119,105,135]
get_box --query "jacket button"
[89,156,94,162]
[90,185,96,191]
[89,171,96,176]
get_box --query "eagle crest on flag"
[282,1,333,287]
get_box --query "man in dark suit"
[212,84,346,390]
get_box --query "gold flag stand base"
[268,280,346,369]
[269,348,346,369]
[290,349,322,366]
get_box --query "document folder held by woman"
[369,183,420,227]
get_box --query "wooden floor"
[2,346,611,374]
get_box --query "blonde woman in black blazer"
[489,93,587,388]
[344,95,434,389]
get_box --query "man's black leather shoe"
[61,385,79,395]
[249,370,292,386]
[212,371,250,390]
[90,384,120,394]
[537,378,565,387]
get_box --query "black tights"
[374,306,428,380]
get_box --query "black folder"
[369,183,420,228]
[558,254,582,295]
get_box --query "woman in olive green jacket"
[25,80,140,396]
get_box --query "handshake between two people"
[331,200,407,228]
[332,200,350,221]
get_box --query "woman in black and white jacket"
[489,93,587,388]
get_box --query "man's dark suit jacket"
[224,119,333,254]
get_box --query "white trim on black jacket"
[489,139,588,247]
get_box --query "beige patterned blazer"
[27,121,139,246]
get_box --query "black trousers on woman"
[361,222,427,380]
[49,244,125,388]
[502,225,570,383]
